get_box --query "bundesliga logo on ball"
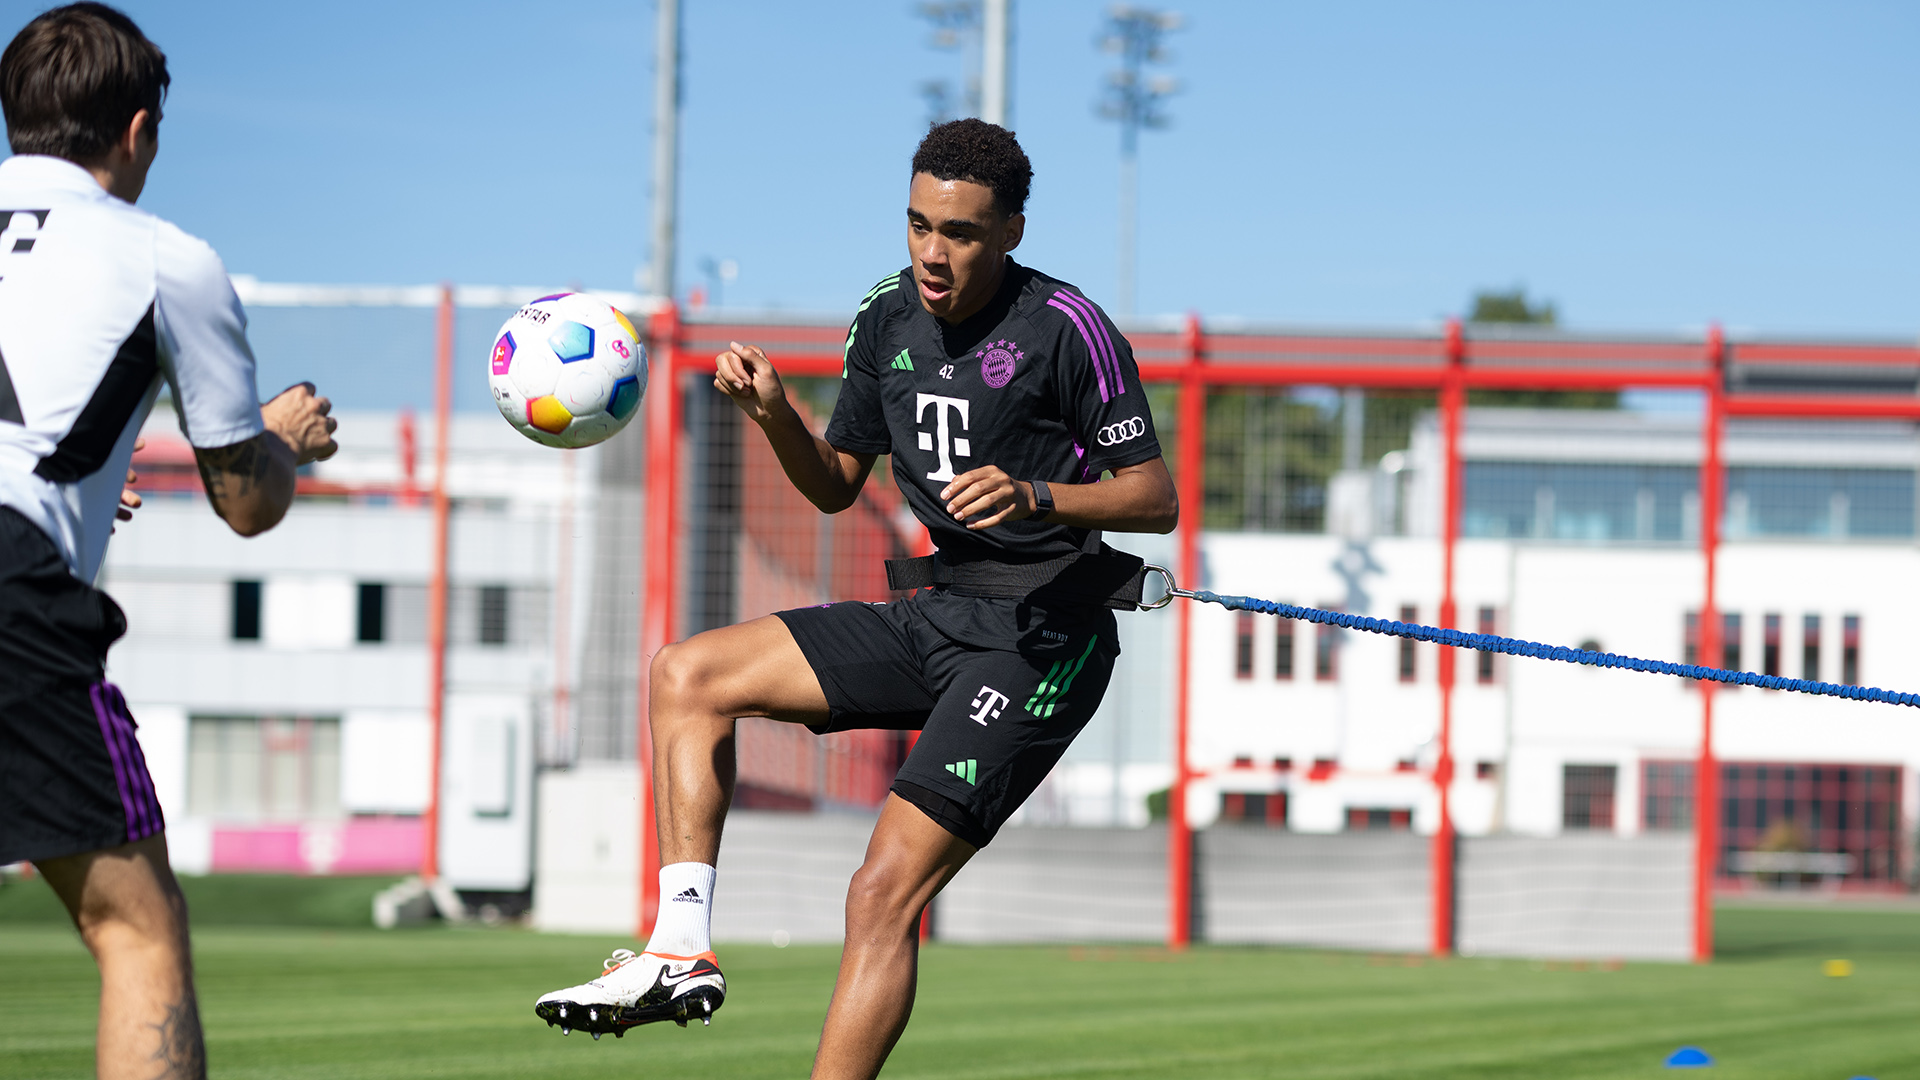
[488,293,648,448]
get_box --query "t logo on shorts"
[969,685,1009,725]
[915,393,972,482]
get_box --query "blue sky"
[3,1,1916,338]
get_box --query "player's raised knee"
[649,638,713,706]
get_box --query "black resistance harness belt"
[884,544,1148,611]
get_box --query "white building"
[103,403,603,895]
[1185,408,1919,888]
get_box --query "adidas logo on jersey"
[890,349,914,372]
[945,759,977,785]
[670,888,703,903]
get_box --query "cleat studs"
[558,1006,568,1019]
[614,1029,625,1039]
[562,1027,571,1036]
[592,1032,601,1041]
[589,1008,598,1022]
[702,1017,710,1026]
[703,999,712,1014]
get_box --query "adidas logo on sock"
[945,759,977,785]
[670,887,702,903]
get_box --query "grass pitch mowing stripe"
[0,906,1916,1078]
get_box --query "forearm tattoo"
[147,992,207,1080]
[195,436,272,505]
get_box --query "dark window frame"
[356,582,386,644]
[478,585,509,647]
[1397,604,1418,683]
[231,580,261,641]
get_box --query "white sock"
[645,862,717,957]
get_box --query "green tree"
[1468,287,1557,325]
[1465,286,1617,408]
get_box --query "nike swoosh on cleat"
[639,959,722,1005]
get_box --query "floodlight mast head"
[917,0,984,125]
[1097,4,1182,155]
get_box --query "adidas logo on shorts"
[945,759,977,785]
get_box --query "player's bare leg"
[536,614,831,1033]
[38,834,205,1080]
[812,795,976,1080]
[648,614,832,863]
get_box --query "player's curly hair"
[911,118,1033,217]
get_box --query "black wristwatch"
[1028,479,1054,521]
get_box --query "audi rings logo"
[1097,417,1146,446]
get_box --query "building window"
[1346,807,1411,832]
[478,585,509,646]
[1684,610,1700,666]
[1642,760,1695,830]
[1221,792,1287,827]
[1762,614,1781,677]
[1275,618,1295,680]
[1476,760,1499,780]
[1719,761,1902,881]
[186,715,341,821]
[1475,606,1497,683]
[1841,615,1860,685]
[1721,612,1742,672]
[1233,612,1254,679]
[357,583,386,643]
[1562,764,1617,830]
[1397,604,1417,682]
[1802,614,1821,681]
[231,580,262,641]
[1314,620,1338,681]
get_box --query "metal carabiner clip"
[1137,564,1198,611]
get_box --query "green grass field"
[3,876,1918,1079]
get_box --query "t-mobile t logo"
[969,685,1009,725]
[915,393,972,482]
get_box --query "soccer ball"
[487,293,647,449]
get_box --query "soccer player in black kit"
[535,119,1177,1079]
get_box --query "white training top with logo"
[0,155,264,583]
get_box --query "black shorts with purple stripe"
[0,507,163,864]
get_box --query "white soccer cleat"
[534,948,726,1034]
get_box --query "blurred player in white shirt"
[0,6,336,1077]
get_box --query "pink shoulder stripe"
[1052,290,1126,398]
[1046,296,1114,402]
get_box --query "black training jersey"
[826,260,1162,563]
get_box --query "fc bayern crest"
[977,339,1022,388]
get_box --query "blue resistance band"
[1140,568,1920,709]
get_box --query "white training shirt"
[0,155,264,583]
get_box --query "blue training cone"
[1665,1047,1713,1068]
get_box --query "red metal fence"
[637,302,1920,961]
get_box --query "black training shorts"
[774,590,1119,848]
[0,507,164,865]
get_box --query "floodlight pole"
[650,0,682,300]
[980,0,1010,125]
[1099,7,1179,319]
